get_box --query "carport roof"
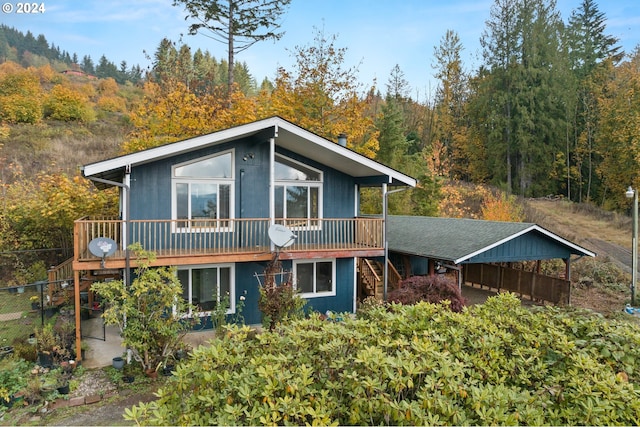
[387,216,595,264]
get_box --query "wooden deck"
[73,217,385,270]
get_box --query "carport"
[386,216,596,305]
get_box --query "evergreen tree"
[477,0,567,196]
[81,55,95,74]
[432,29,469,180]
[565,0,623,202]
[173,0,291,97]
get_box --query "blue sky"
[2,0,639,97]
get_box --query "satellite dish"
[268,224,297,249]
[89,237,117,268]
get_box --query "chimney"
[337,133,347,147]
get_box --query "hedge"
[126,293,640,425]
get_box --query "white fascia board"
[82,117,417,187]
[83,117,280,177]
[454,224,596,264]
[276,120,417,187]
[530,225,596,258]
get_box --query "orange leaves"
[481,192,524,222]
[123,80,261,153]
[438,181,522,221]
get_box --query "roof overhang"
[387,216,596,265]
[82,116,417,189]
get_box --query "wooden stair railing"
[358,258,404,301]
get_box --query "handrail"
[387,260,402,290]
[74,217,384,261]
[362,258,381,282]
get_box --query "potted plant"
[56,371,71,395]
[35,324,56,368]
[122,363,135,383]
[30,295,40,310]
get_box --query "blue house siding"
[234,261,266,326]
[191,258,356,330]
[129,141,356,222]
[463,232,572,264]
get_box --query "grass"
[524,197,633,316]
[0,290,44,344]
[524,198,631,248]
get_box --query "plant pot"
[162,365,174,376]
[31,302,40,310]
[57,384,69,395]
[112,356,124,369]
[37,352,53,368]
[144,369,158,379]
[8,392,24,408]
[122,375,135,383]
[17,286,24,294]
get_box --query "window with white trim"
[177,264,234,314]
[293,259,335,298]
[274,154,322,228]
[172,151,234,230]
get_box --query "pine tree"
[173,0,291,98]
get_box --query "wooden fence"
[464,263,570,305]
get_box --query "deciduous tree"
[268,27,379,158]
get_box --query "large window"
[274,154,322,228]
[173,151,234,229]
[178,264,234,314]
[293,259,335,298]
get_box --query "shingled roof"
[387,216,595,264]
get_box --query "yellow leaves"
[97,77,119,95]
[44,84,96,122]
[0,67,44,124]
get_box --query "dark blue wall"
[127,137,359,328]
[191,258,355,329]
[129,140,356,220]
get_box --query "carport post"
[383,186,408,301]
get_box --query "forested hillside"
[1,0,639,289]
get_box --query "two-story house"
[70,116,416,335]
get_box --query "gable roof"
[82,116,417,188]
[387,215,595,264]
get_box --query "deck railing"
[75,217,384,261]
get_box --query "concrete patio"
[79,317,219,369]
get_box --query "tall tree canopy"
[173,0,291,96]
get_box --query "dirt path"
[526,198,632,269]
[46,392,158,426]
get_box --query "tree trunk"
[227,0,234,101]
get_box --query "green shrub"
[0,357,32,404]
[92,244,199,373]
[125,293,640,425]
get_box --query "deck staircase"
[358,258,402,301]
[47,258,119,308]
